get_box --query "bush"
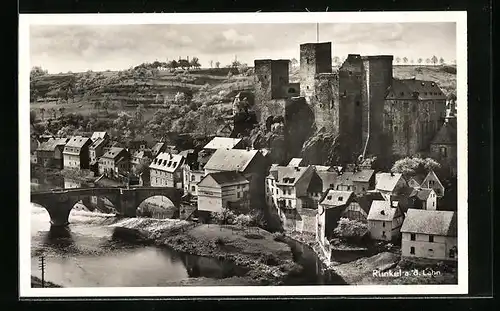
[272,232,286,243]
[259,253,279,266]
[333,218,369,242]
[234,214,252,228]
[212,208,236,225]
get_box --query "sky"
[29,23,456,73]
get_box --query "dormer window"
[338,196,343,201]
[327,196,332,200]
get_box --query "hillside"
[29,64,456,151]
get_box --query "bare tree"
[403,57,408,64]
[425,58,431,64]
[431,55,438,65]
[209,60,213,68]
[396,57,401,64]
[439,57,445,65]
[215,61,220,69]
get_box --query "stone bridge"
[31,187,183,226]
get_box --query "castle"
[253,41,449,163]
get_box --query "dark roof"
[410,188,434,201]
[352,169,375,182]
[431,122,457,145]
[179,149,196,157]
[401,209,457,236]
[102,147,127,160]
[90,137,107,149]
[151,142,166,154]
[207,171,248,185]
[388,78,447,100]
[408,175,425,187]
[354,191,385,214]
[317,171,339,190]
[319,190,354,208]
[306,171,323,193]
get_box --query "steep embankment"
[111,218,301,285]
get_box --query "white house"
[420,170,445,197]
[401,209,457,261]
[410,188,438,210]
[317,190,355,245]
[149,152,185,189]
[182,163,205,196]
[375,172,408,200]
[197,171,249,220]
[367,200,405,241]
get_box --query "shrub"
[272,232,286,243]
[234,214,252,228]
[215,237,226,246]
[333,218,369,242]
[259,253,279,266]
[212,208,236,225]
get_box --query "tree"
[30,66,48,80]
[291,58,299,67]
[333,56,340,65]
[410,59,415,64]
[231,60,241,68]
[215,61,220,69]
[135,104,146,122]
[209,60,213,68]
[189,57,201,70]
[212,208,236,225]
[403,57,408,64]
[58,107,66,118]
[391,157,441,178]
[237,63,249,75]
[396,57,401,64]
[425,58,431,64]
[333,218,369,243]
[431,55,438,65]
[417,58,423,64]
[178,59,190,70]
[30,110,37,125]
[439,57,445,65]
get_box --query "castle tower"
[338,54,364,158]
[254,59,291,123]
[360,55,393,158]
[299,42,332,101]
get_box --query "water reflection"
[180,252,249,279]
[43,226,73,249]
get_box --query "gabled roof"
[287,158,304,167]
[375,172,404,192]
[90,137,107,149]
[319,190,354,207]
[410,188,434,201]
[179,149,196,158]
[401,209,457,236]
[422,170,444,189]
[367,200,399,221]
[431,121,457,145]
[205,171,248,186]
[149,152,185,173]
[352,169,375,182]
[91,132,108,141]
[37,138,69,152]
[353,191,385,214]
[204,149,260,173]
[313,165,332,172]
[131,149,152,159]
[101,147,127,160]
[408,175,425,188]
[268,165,310,186]
[203,137,242,150]
[387,78,446,100]
[151,142,166,154]
[65,136,91,149]
[316,171,339,190]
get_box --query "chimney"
[390,171,394,177]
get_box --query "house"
[316,190,355,245]
[197,171,250,222]
[375,172,408,200]
[340,191,385,223]
[179,149,198,168]
[204,148,267,208]
[89,137,108,162]
[316,170,339,193]
[98,147,130,178]
[409,188,438,210]
[63,136,92,170]
[149,152,185,189]
[408,175,425,189]
[128,140,148,152]
[151,142,168,158]
[36,138,69,169]
[182,163,205,196]
[266,165,319,233]
[216,123,234,137]
[367,200,405,241]
[103,141,119,153]
[333,168,375,195]
[199,137,245,168]
[401,209,457,261]
[30,135,40,154]
[130,149,153,173]
[287,158,305,167]
[420,170,445,197]
[90,131,109,142]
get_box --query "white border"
[19,11,468,298]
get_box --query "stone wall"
[299,42,332,102]
[360,56,393,158]
[312,73,340,134]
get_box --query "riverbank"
[112,218,302,285]
[31,276,63,288]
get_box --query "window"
[191,175,195,181]
[410,233,416,241]
[382,231,386,237]
[449,248,456,258]
[191,186,195,192]
[429,180,435,186]
[394,126,398,132]
[338,196,343,202]
[440,147,447,157]
[429,235,434,242]
[382,222,386,228]
[410,247,415,255]
[237,192,241,198]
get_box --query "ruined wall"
[312,73,340,134]
[360,56,393,158]
[384,98,446,156]
[299,42,332,102]
[284,97,315,161]
[254,59,291,123]
[339,54,364,156]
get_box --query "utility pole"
[38,255,46,288]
